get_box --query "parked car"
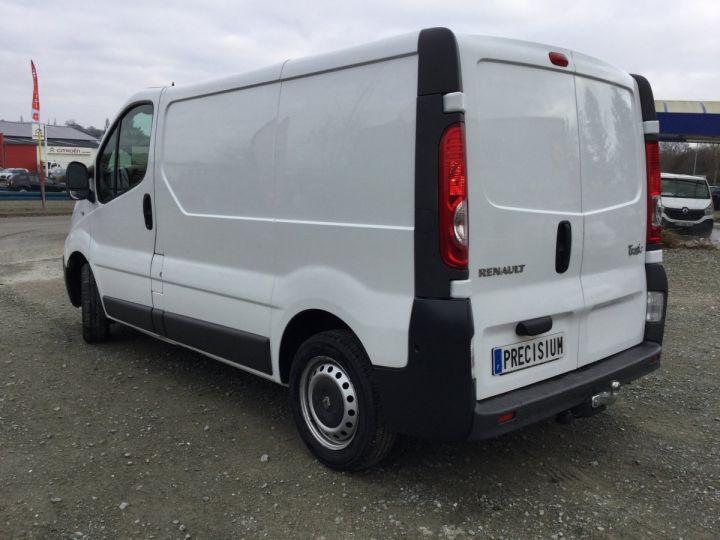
[47,163,66,179]
[0,167,29,180]
[7,172,66,192]
[63,27,667,470]
[661,173,715,237]
[710,185,720,210]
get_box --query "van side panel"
[154,79,281,370]
[270,55,417,371]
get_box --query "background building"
[0,120,99,171]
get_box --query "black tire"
[289,330,395,471]
[80,263,110,343]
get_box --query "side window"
[96,103,154,203]
[117,104,153,195]
[97,129,118,202]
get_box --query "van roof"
[160,28,632,102]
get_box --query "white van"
[661,173,714,237]
[63,28,668,470]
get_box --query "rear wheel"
[289,330,395,470]
[80,263,109,343]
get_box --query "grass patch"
[0,200,75,217]
[662,228,717,250]
[661,229,682,249]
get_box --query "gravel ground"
[0,222,718,538]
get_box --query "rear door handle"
[143,194,153,230]
[516,316,553,337]
[555,220,572,273]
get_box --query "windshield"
[661,178,710,199]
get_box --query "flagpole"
[31,60,45,210]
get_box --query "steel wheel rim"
[299,356,358,450]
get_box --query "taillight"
[645,141,662,245]
[439,123,468,269]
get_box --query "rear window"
[662,178,710,199]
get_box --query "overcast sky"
[1,0,719,128]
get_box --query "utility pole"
[34,124,46,210]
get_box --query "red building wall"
[2,144,39,172]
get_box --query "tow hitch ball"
[592,380,622,409]
[556,380,622,423]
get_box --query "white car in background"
[661,173,714,237]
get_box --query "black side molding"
[164,311,271,374]
[102,296,272,375]
[104,297,154,332]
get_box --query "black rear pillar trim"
[644,263,668,344]
[373,297,475,440]
[414,27,468,298]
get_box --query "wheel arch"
[65,251,89,307]
[278,309,354,384]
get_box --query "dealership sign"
[48,146,93,156]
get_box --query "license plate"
[492,333,565,376]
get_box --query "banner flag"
[31,60,40,122]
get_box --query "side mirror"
[66,161,95,202]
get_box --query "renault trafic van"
[661,172,714,237]
[63,28,668,470]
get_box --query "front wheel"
[80,263,110,343]
[289,330,395,471]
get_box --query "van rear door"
[573,55,647,366]
[458,37,647,400]
[460,42,585,401]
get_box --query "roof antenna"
[171,81,175,86]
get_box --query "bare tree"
[660,142,720,184]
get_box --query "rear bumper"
[374,266,666,442]
[469,341,661,440]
